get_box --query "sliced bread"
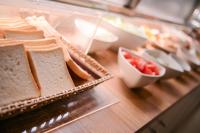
[0,44,40,106]
[0,25,37,30]
[27,47,75,96]
[26,16,91,80]
[0,18,25,23]
[3,29,44,40]
[0,38,56,46]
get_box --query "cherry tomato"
[123,51,132,59]
[143,67,153,75]
[124,51,160,75]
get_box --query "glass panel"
[0,85,119,133]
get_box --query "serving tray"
[0,39,112,120]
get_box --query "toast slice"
[0,18,25,23]
[0,44,40,106]
[0,21,28,27]
[26,16,92,80]
[0,38,56,45]
[58,40,92,80]
[2,29,44,40]
[25,43,58,50]
[27,47,75,96]
[0,25,37,30]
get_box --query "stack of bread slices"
[0,17,91,106]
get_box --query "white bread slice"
[23,38,56,45]
[0,25,37,30]
[27,47,75,96]
[0,44,40,106]
[25,43,58,50]
[0,18,28,26]
[2,29,44,40]
[0,18,25,23]
[0,22,30,27]
[26,17,92,80]
[26,16,91,79]
[26,16,57,37]
[0,38,56,46]
[0,39,58,53]
[0,38,91,80]
[0,18,36,30]
[0,38,58,52]
[0,21,28,27]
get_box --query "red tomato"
[154,68,160,75]
[146,62,160,75]
[136,60,145,72]
[123,51,132,59]
[124,51,160,75]
[129,58,137,66]
[146,64,157,71]
[143,66,153,75]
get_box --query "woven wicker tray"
[0,41,112,120]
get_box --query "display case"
[0,0,200,133]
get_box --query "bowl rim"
[74,18,119,43]
[170,53,191,72]
[119,47,166,78]
[177,47,200,66]
[143,49,184,72]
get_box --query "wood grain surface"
[52,49,200,133]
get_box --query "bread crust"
[27,47,75,96]
[0,44,40,106]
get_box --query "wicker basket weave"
[0,41,112,120]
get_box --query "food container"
[170,54,191,72]
[118,47,166,88]
[176,47,200,69]
[54,13,119,54]
[57,14,146,53]
[142,49,184,79]
[131,17,165,31]
[102,15,147,51]
[74,18,118,53]
[150,39,177,53]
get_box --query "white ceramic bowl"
[55,15,118,54]
[102,17,147,51]
[142,49,184,79]
[118,47,166,88]
[170,54,191,72]
[74,18,118,53]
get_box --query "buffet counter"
[0,1,200,133]
[1,48,200,133]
